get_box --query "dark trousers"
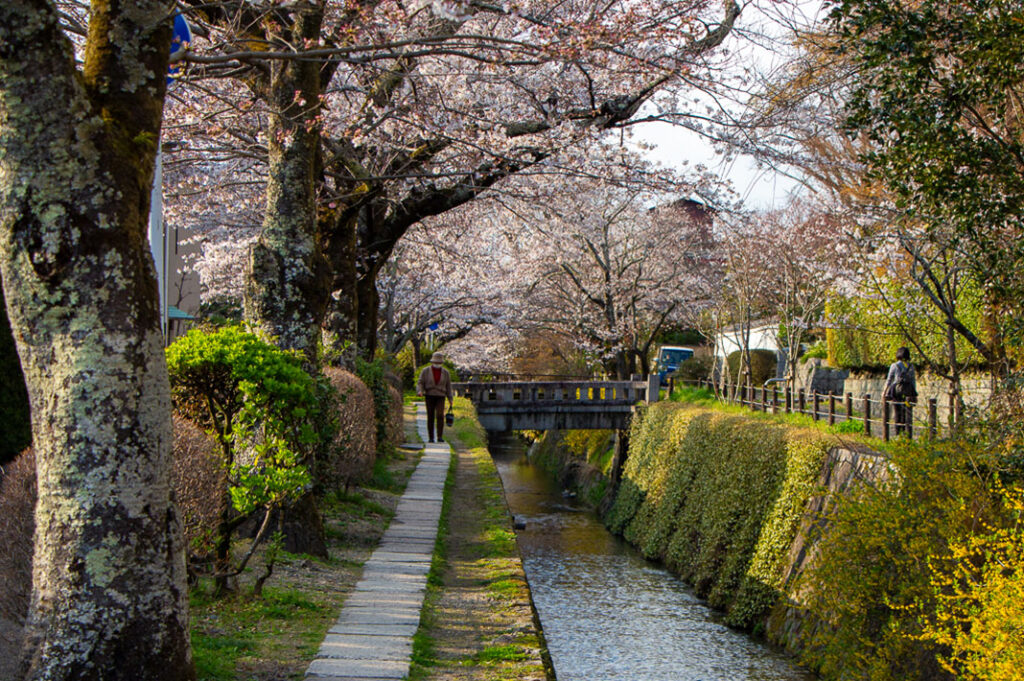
[893,401,911,436]
[425,395,446,441]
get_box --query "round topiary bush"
[726,349,778,387]
[171,416,225,562]
[323,367,376,491]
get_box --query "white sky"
[635,0,825,211]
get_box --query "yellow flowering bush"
[920,483,1024,681]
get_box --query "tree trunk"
[0,3,194,679]
[356,264,382,359]
[0,275,32,465]
[244,5,328,368]
[321,214,358,363]
[241,5,331,556]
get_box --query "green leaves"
[831,0,1024,342]
[166,325,319,514]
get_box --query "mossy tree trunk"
[243,3,329,368]
[242,3,330,558]
[0,3,194,680]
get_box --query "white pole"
[148,144,167,338]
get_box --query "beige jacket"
[417,365,453,399]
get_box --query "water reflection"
[490,440,816,681]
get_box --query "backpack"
[887,362,915,401]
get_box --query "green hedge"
[605,402,832,629]
[725,349,777,386]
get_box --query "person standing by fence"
[884,347,918,436]
[417,352,454,442]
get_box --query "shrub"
[386,385,404,448]
[918,483,1024,681]
[725,348,778,386]
[0,448,34,629]
[166,326,317,591]
[322,367,376,491]
[671,354,713,383]
[801,340,828,362]
[798,439,1002,681]
[355,357,404,454]
[171,417,225,560]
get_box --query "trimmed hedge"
[605,402,832,629]
[725,349,777,386]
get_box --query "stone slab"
[306,657,408,679]
[337,609,421,625]
[327,622,421,637]
[343,593,424,608]
[352,580,425,594]
[317,634,411,660]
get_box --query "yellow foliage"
[920,483,1024,681]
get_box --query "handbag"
[445,405,454,427]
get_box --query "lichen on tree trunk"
[0,2,194,679]
[243,4,328,368]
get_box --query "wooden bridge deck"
[453,379,659,431]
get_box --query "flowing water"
[488,435,816,681]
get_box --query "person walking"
[417,352,454,442]
[884,346,918,436]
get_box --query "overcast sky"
[636,0,826,211]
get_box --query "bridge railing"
[453,379,658,406]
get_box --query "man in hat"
[417,352,454,442]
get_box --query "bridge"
[453,377,660,431]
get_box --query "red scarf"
[431,366,442,384]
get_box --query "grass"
[189,585,331,680]
[409,437,457,679]
[669,383,902,452]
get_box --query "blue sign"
[428,323,440,331]
[168,14,192,83]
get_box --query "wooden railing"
[686,378,944,442]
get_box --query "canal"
[488,435,816,681]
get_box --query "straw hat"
[430,352,444,365]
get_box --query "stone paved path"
[305,404,450,681]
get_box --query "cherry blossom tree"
[163,0,743,361]
[0,2,194,678]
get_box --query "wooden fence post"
[846,392,853,423]
[798,389,806,415]
[863,394,872,437]
[828,393,836,426]
[785,387,792,413]
[772,387,779,415]
[882,395,890,442]
[812,392,821,422]
[907,404,914,439]
[929,398,938,440]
